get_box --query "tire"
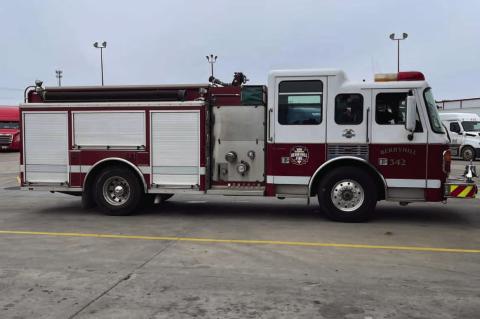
[317,166,377,222]
[93,166,143,216]
[461,146,475,161]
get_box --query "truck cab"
[0,106,20,151]
[267,70,451,218]
[439,113,480,160]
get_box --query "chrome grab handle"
[267,108,273,142]
[366,107,370,143]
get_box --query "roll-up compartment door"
[151,111,200,186]
[24,112,69,184]
[73,111,145,148]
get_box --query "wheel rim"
[102,176,131,206]
[331,179,365,212]
[463,148,473,160]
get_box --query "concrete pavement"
[0,152,479,319]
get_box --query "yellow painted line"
[0,230,478,253]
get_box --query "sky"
[1,0,479,104]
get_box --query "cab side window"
[450,122,461,133]
[278,80,323,125]
[335,94,363,125]
[375,93,407,125]
[376,92,423,132]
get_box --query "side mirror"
[405,96,416,132]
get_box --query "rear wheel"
[317,166,377,222]
[461,146,475,161]
[94,167,143,216]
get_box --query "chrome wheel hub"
[103,176,130,206]
[331,179,365,212]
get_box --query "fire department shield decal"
[290,146,309,165]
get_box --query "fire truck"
[0,106,20,151]
[19,70,477,222]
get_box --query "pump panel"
[211,105,265,183]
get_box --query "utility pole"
[93,41,107,85]
[55,69,63,87]
[389,33,408,72]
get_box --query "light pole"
[389,33,408,72]
[55,69,63,87]
[93,41,107,86]
[206,54,217,79]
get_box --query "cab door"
[268,77,327,185]
[325,90,370,160]
[448,121,463,157]
[448,121,464,145]
[370,89,429,196]
[272,77,327,144]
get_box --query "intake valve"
[236,161,250,175]
[225,151,237,163]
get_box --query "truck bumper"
[444,181,478,198]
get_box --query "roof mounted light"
[375,71,425,82]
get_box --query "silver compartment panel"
[212,105,265,182]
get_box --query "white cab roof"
[268,68,428,90]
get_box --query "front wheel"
[94,167,143,216]
[317,167,377,222]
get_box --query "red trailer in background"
[0,106,20,151]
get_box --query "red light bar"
[397,71,425,81]
[375,71,425,82]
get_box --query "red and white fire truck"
[19,70,477,222]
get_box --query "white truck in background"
[440,113,480,161]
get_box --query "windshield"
[461,121,480,132]
[0,121,19,129]
[423,88,444,134]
